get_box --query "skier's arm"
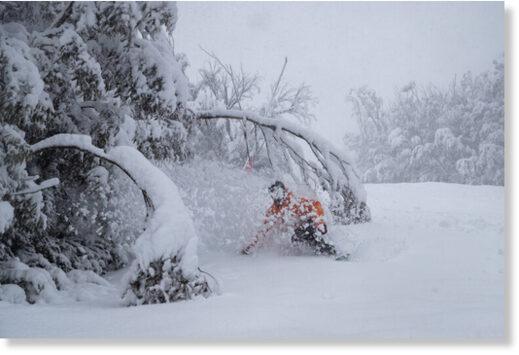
[312,201,328,235]
[241,208,275,255]
[241,227,269,255]
[241,231,263,255]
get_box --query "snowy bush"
[0,256,128,305]
[126,256,211,304]
[0,258,59,304]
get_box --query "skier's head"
[268,180,287,207]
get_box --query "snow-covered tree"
[0,1,199,304]
[191,54,368,223]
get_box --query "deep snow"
[0,182,504,338]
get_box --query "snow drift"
[0,182,504,338]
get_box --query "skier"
[241,181,337,256]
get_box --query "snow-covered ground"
[0,182,504,338]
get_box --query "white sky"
[175,1,504,146]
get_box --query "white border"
[0,0,513,353]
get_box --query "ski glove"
[317,223,328,235]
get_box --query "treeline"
[344,58,504,185]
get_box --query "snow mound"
[0,257,122,306]
[67,270,111,287]
[0,258,59,304]
[0,284,27,304]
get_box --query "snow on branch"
[196,109,371,224]
[31,134,213,305]
[10,178,60,196]
[31,134,154,216]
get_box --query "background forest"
[345,62,504,185]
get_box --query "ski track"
[0,183,504,338]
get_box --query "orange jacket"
[247,191,327,250]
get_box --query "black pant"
[292,220,336,256]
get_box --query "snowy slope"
[0,182,504,338]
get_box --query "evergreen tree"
[0,1,192,304]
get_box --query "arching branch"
[30,134,213,305]
[31,143,154,219]
[196,109,370,224]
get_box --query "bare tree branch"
[253,57,317,124]
[51,2,74,29]
[269,57,288,106]
[258,126,273,167]
[199,47,260,110]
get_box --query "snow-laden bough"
[196,109,371,224]
[31,134,214,305]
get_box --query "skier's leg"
[309,230,337,256]
[292,221,315,249]
[293,220,337,256]
[314,238,337,256]
[292,225,309,246]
